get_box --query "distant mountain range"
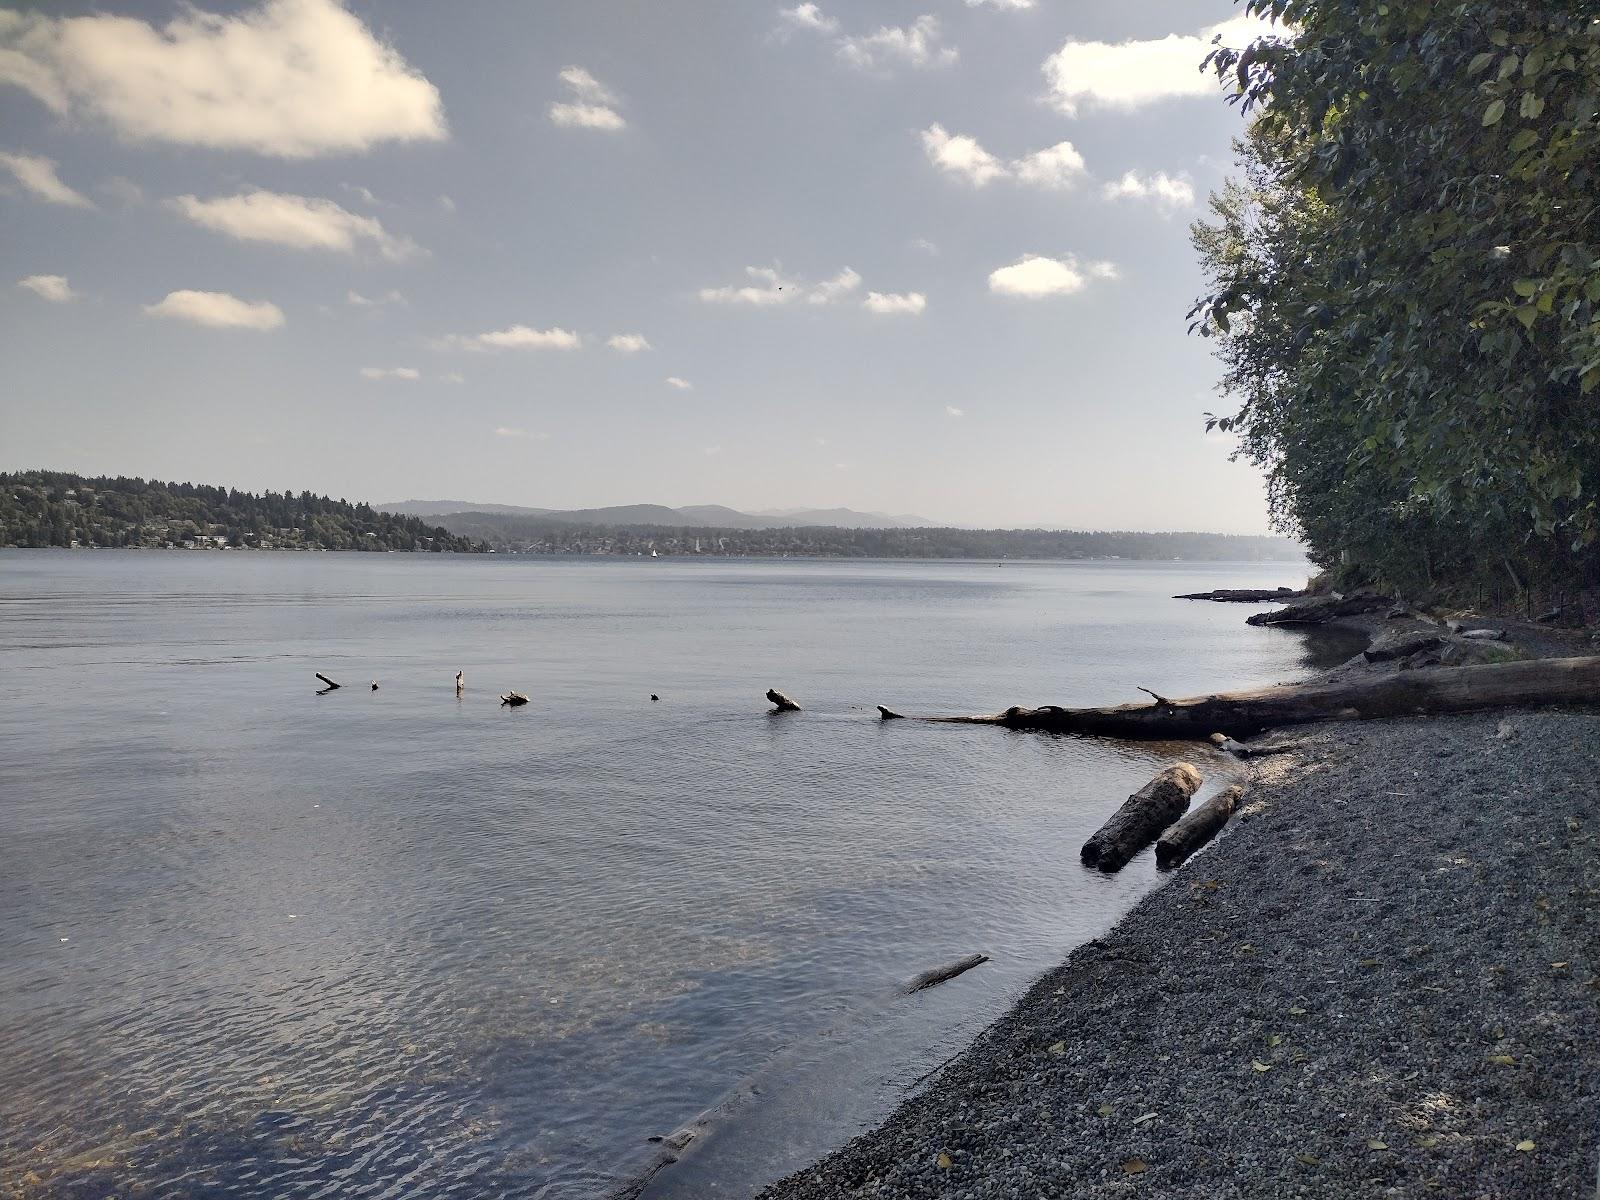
[379,500,941,530]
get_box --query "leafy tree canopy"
[1193,1,1600,603]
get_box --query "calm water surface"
[0,552,1338,1198]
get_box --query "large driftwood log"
[880,655,1600,740]
[1174,587,1305,602]
[767,689,801,712]
[1246,594,1393,626]
[1081,764,1202,873]
[315,672,341,690]
[1156,784,1243,869]
[901,953,989,994]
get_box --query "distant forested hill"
[432,510,1303,561]
[0,471,483,552]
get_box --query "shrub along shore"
[757,610,1600,1199]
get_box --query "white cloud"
[703,445,722,456]
[441,325,581,351]
[143,289,284,330]
[359,366,419,381]
[911,237,939,256]
[945,404,964,416]
[699,265,796,306]
[340,182,383,206]
[988,254,1117,299]
[438,194,456,213]
[550,102,625,130]
[967,0,1033,7]
[921,124,1006,187]
[17,274,75,303]
[838,15,956,70]
[347,288,404,307]
[808,266,862,305]
[1103,169,1196,211]
[494,426,547,440]
[1043,13,1277,117]
[1012,140,1087,189]
[169,190,420,260]
[607,333,652,353]
[98,175,144,205]
[665,376,693,390]
[864,291,926,315]
[440,372,465,384]
[778,3,839,34]
[920,126,1085,190]
[0,0,447,157]
[549,65,624,130]
[0,150,93,208]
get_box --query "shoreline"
[750,608,1599,1197]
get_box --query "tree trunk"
[1174,587,1306,602]
[885,655,1600,740]
[767,689,801,712]
[901,953,989,994]
[314,672,341,691]
[1156,784,1243,869]
[1081,764,1202,873]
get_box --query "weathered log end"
[877,705,905,720]
[314,672,341,691]
[1156,784,1243,869]
[767,688,801,712]
[1081,763,1203,873]
[902,952,989,994]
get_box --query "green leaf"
[1483,98,1506,126]
[1512,279,1538,297]
[1468,52,1496,76]
[1509,128,1539,153]
[1520,92,1545,120]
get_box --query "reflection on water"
[0,553,1319,1198]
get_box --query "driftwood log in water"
[1174,587,1305,602]
[877,656,1600,741]
[767,689,802,712]
[1156,784,1243,869]
[501,691,530,707]
[901,953,990,994]
[314,672,341,691]
[1081,764,1202,873]
[1246,594,1394,627]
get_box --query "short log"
[1081,764,1202,873]
[501,691,530,707]
[1209,732,1302,758]
[877,705,904,720]
[902,953,989,994]
[315,672,341,691]
[767,688,801,712]
[1246,593,1394,627]
[1156,784,1243,869]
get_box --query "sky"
[0,0,1278,532]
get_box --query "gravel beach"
[761,707,1600,1198]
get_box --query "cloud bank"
[0,0,447,157]
[144,289,285,329]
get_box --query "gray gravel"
[761,709,1600,1198]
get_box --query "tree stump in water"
[1156,784,1243,869]
[767,689,801,712]
[1081,764,1202,873]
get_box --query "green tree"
[1194,1,1600,604]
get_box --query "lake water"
[0,551,1345,1199]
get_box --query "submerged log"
[1156,784,1243,869]
[881,655,1600,740]
[767,688,801,712]
[902,952,990,994]
[501,691,530,707]
[1174,587,1305,602]
[877,705,904,720]
[1081,764,1202,873]
[314,672,341,691]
